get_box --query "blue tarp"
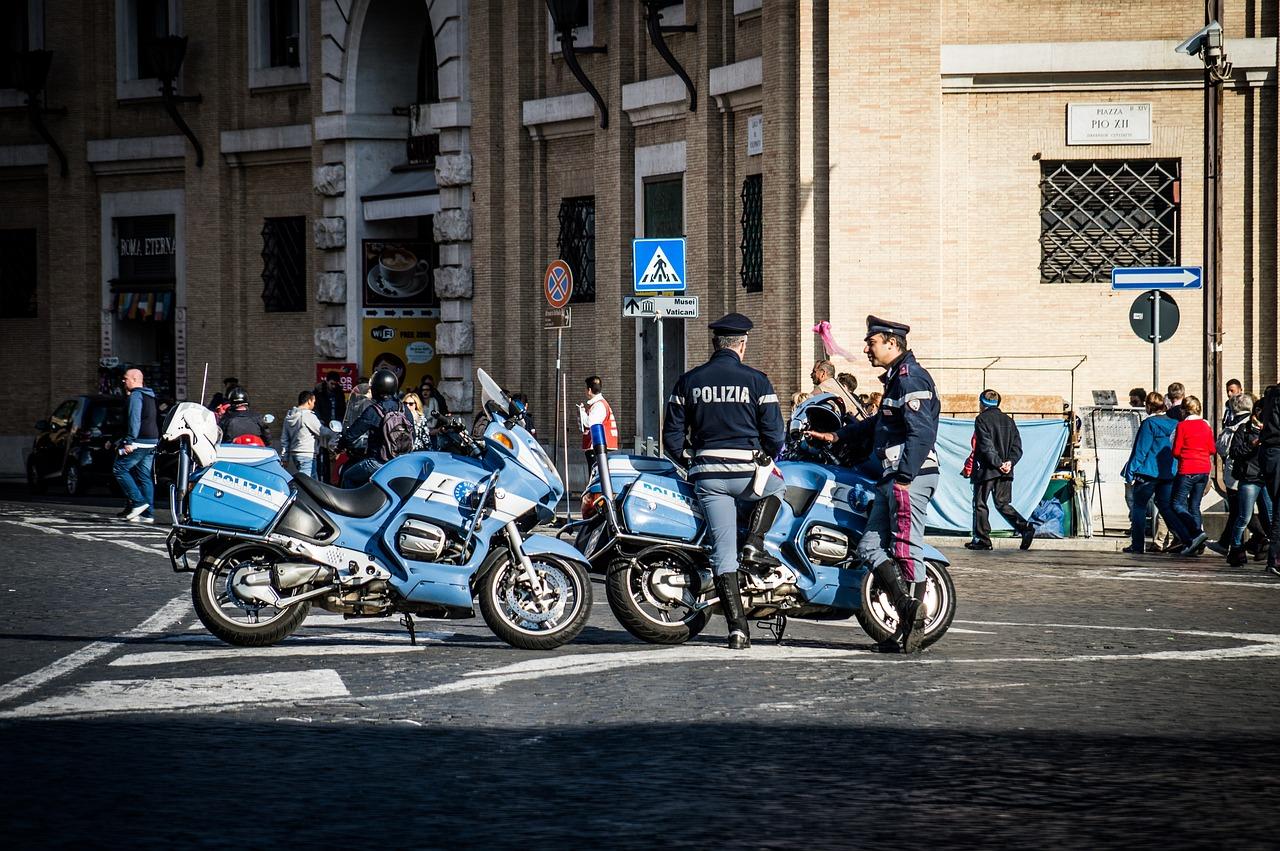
[925,417,1070,534]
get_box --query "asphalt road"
[1,498,1277,849]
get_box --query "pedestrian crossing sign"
[633,238,686,293]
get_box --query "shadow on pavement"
[2,718,1274,849]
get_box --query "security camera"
[1175,21,1223,57]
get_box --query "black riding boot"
[901,580,929,654]
[715,573,751,650]
[1227,544,1249,567]
[873,560,923,653]
[739,495,783,568]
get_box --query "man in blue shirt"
[113,368,159,522]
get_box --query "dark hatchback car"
[27,395,128,496]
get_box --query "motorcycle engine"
[741,562,800,610]
[396,519,448,561]
[805,525,850,565]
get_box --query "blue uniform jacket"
[1121,413,1179,481]
[663,349,785,480]
[836,350,940,484]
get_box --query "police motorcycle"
[568,394,955,647]
[156,369,592,651]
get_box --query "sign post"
[544,260,573,519]
[632,239,688,452]
[1113,266,1198,393]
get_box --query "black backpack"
[375,403,415,462]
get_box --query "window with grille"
[740,173,763,292]
[557,196,595,303]
[260,217,306,312]
[0,229,37,318]
[1039,160,1180,283]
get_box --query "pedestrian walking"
[112,368,159,523]
[663,313,786,650]
[343,382,372,435]
[806,315,940,653]
[1170,396,1214,555]
[314,371,347,425]
[837,373,869,418]
[1226,398,1273,567]
[965,389,1036,551]
[810,359,861,417]
[1208,393,1255,556]
[1222,378,1244,429]
[578,376,618,479]
[338,369,415,487]
[1121,392,1186,554]
[281,390,335,478]
[1165,382,1187,421]
[1128,387,1148,408]
[1258,382,1280,574]
[402,392,433,451]
[416,374,449,422]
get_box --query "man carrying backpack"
[338,369,415,487]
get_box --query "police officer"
[218,387,272,444]
[808,316,940,653]
[663,313,786,650]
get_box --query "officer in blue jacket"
[663,313,785,650]
[808,316,940,653]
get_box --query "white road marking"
[801,619,997,636]
[112,632,456,666]
[0,594,190,705]
[1,670,350,719]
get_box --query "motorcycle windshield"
[483,419,563,495]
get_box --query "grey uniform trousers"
[695,473,786,577]
[855,473,939,583]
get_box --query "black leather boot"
[1227,545,1249,567]
[872,560,919,652]
[739,495,783,568]
[900,580,929,654]
[714,573,751,650]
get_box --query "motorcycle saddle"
[292,474,388,518]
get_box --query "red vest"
[582,396,619,450]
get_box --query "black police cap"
[708,312,753,334]
[865,314,910,341]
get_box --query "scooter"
[157,369,593,651]
[567,395,956,647]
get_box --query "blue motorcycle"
[569,395,956,647]
[158,369,592,651]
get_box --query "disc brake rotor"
[504,563,570,624]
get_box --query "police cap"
[708,312,753,334]
[864,315,910,341]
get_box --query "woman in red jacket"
[1171,396,1215,555]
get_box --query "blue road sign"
[1111,266,1202,290]
[633,238,686,293]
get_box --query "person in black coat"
[967,389,1035,551]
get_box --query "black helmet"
[227,387,248,406]
[370,369,399,400]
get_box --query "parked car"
[27,395,128,496]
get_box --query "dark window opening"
[135,0,170,80]
[1039,160,1180,284]
[643,177,682,238]
[261,216,306,312]
[416,19,439,104]
[557,196,595,303]
[0,1,30,90]
[0,228,38,318]
[266,0,300,68]
[740,174,763,292]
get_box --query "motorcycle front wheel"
[478,553,592,650]
[605,549,711,645]
[192,543,309,647]
[854,559,956,650]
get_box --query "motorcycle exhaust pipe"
[273,563,334,590]
[591,424,622,531]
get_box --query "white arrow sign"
[1111,266,1202,290]
[623,295,699,319]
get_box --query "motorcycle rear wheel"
[605,550,711,645]
[478,553,591,650]
[854,559,955,650]
[192,544,309,647]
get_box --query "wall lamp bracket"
[642,0,697,113]
[14,50,69,177]
[546,0,609,129]
[150,35,205,167]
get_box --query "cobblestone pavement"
[1,500,1277,849]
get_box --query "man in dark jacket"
[339,369,415,487]
[218,387,271,444]
[113,368,160,522]
[966,389,1035,551]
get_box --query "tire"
[192,543,309,647]
[855,559,956,650]
[604,549,712,645]
[26,458,45,494]
[478,552,592,650]
[63,463,83,497]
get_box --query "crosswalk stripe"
[1,669,351,719]
[110,636,455,667]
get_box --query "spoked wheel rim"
[199,554,297,630]
[866,562,951,638]
[625,558,704,627]
[489,558,585,636]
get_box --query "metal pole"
[1204,0,1225,440]
[1152,290,1161,392]
[561,368,570,520]
[555,327,567,519]
[655,317,664,457]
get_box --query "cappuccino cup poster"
[361,239,438,309]
[361,318,440,390]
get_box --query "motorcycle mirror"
[328,420,343,433]
[475,368,512,419]
[262,414,276,425]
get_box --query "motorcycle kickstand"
[401,613,417,646]
[755,614,787,645]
